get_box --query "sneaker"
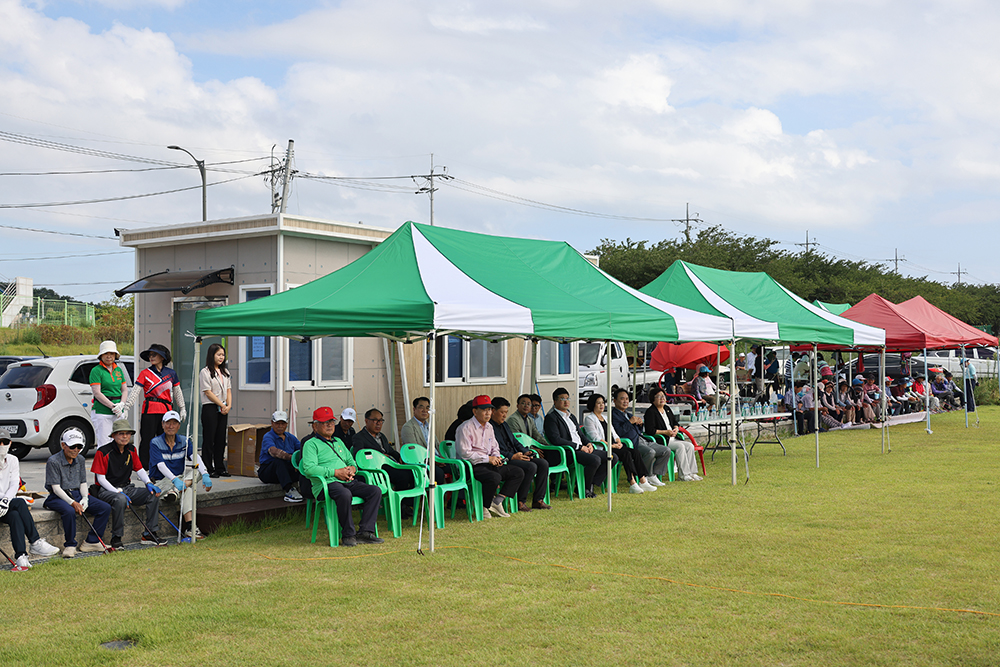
[62,546,77,559]
[647,476,666,487]
[356,530,384,544]
[110,537,124,551]
[480,507,490,519]
[79,541,104,553]
[141,533,167,546]
[161,490,179,504]
[488,500,510,518]
[629,483,645,494]
[639,482,658,492]
[29,539,60,557]
[690,473,704,481]
[284,489,304,503]
[183,527,205,540]
[340,535,358,547]
[14,554,31,570]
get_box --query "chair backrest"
[291,449,303,470]
[355,448,390,470]
[400,443,429,466]
[619,437,635,450]
[439,440,458,459]
[512,432,538,448]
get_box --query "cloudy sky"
[1,0,999,302]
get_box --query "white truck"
[578,341,663,405]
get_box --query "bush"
[973,377,998,406]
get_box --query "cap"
[0,435,10,445]
[61,428,86,448]
[98,340,120,360]
[139,343,172,365]
[161,410,181,423]
[471,395,493,409]
[340,408,357,421]
[312,406,336,423]
[272,410,288,422]
[852,379,863,386]
[739,352,745,357]
[698,365,711,374]
[110,419,135,434]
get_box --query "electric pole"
[671,203,703,243]
[278,139,295,214]
[796,231,818,254]
[414,153,453,226]
[952,262,966,286]
[877,248,906,273]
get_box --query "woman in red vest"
[123,344,185,468]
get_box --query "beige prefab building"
[118,214,578,446]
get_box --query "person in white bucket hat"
[90,340,128,450]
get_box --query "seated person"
[694,365,729,407]
[400,397,431,447]
[911,374,940,411]
[836,381,857,424]
[817,382,844,430]
[333,408,357,449]
[1,435,60,569]
[544,388,607,498]
[943,371,964,408]
[90,419,163,550]
[793,381,817,434]
[353,408,425,519]
[300,407,383,546]
[444,402,474,443]
[644,387,701,482]
[849,379,876,423]
[490,397,551,511]
[528,394,546,434]
[582,393,652,494]
[611,388,669,485]
[43,428,112,557]
[508,394,547,445]
[149,411,213,540]
[258,410,303,503]
[931,374,959,410]
[456,395,524,517]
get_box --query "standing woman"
[124,343,186,469]
[200,343,232,477]
[90,341,128,449]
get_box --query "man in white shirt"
[455,395,524,518]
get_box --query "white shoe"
[629,483,645,494]
[284,489,304,503]
[480,507,490,519]
[639,482,658,492]
[14,554,31,570]
[647,476,666,487]
[78,541,104,553]
[30,539,60,557]
[690,474,704,481]
[62,546,77,558]
[488,500,510,518]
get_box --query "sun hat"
[110,419,135,435]
[98,340,120,360]
[161,410,181,423]
[140,343,172,365]
[340,408,357,421]
[312,407,336,423]
[471,395,493,409]
[271,410,288,422]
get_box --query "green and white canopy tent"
[194,222,734,549]
[813,300,852,315]
[640,261,886,481]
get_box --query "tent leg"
[962,346,969,429]
[190,336,201,546]
[924,348,933,434]
[606,339,613,513]
[730,339,738,486]
[813,344,819,468]
[880,347,886,454]
[428,332,436,553]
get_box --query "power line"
[671,203,702,243]
[36,280,130,286]
[0,130,179,166]
[0,173,255,209]
[0,165,187,176]
[0,223,116,240]
[0,250,131,261]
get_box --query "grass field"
[2,409,999,666]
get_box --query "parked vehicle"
[0,355,134,459]
[913,347,997,379]
[0,355,39,372]
[843,353,911,381]
[579,342,630,405]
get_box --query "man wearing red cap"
[455,395,524,518]
[300,407,383,546]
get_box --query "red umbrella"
[650,341,731,372]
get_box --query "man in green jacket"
[300,407,383,546]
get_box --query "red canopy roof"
[896,296,998,348]
[650,341,731,371]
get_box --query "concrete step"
[196,497,305,535]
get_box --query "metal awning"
[115,267,235,297]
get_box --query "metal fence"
[11,297,96,327]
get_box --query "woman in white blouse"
[583,394,656,494]
[199,343,232,477]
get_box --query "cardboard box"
[226,424,271,477]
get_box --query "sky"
[1,0,999,302]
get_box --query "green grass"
[3,409,1000,666]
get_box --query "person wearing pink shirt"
[455,395,524,518]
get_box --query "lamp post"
[167,145,207,222]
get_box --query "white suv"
[0,355,133,459]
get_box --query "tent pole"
[962,346,969,428]
[428,332,436,553]
[190,337,201,546]
[606,339,613,513]
[880,346,886,454]
[730,339,737,486]
[813,344,819,468]
[531,339,538,404]
[923,348,932,434]
[716,345,722,412]
[519,339,530,395]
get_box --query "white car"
[0,355,134,459]
[913,347,997,379]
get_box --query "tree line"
[591,226,1000,334]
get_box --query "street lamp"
[167,145,207,222]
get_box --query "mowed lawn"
[2,409,999,666]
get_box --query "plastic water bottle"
[710,408,717,420]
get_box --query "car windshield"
[0,365,52,389]
[578,343,601,366]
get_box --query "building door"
[173,297,227,439]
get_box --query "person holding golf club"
[90,419,164,550]
[42,428,111,557]
[0,435,61,570]
[149,411,212,540]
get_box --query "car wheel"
[8,442,31,460]
[47,418,93,455]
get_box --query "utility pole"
[414,153,453,226]
[877,248,906,273]
[952,262,966,286]
[796,231,818,254]
[671,203,703,244]
[278,139,295,214]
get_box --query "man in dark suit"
[352,408,416,519]
[543,387,606,498]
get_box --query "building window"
[287,337,352,389]
[538,340,574,379]
[425,336,506,385]
[239,285,274,390]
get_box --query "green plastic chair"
[590,441,622,494]
[651,434,679,482]
[620,436,675,483]
[354,449,427,537]
[512,432,572,503]
[439,440,483,521]
[399,443,471,528]
[291,449,374,547]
